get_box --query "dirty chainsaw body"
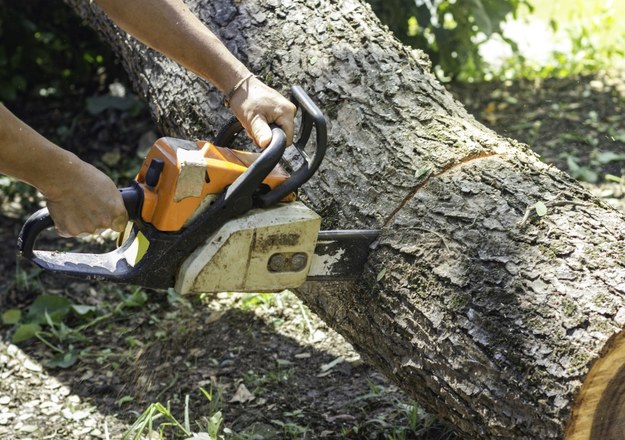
[17,87,379,294]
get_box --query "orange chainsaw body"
[135,137,294,232]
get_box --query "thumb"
[112,213,128,233]
[250,115,272,148]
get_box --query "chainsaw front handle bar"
[215,85,327,208]
[16,125,289,288]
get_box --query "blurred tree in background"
[366,0,529,80]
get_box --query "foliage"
[1,284,148,369]
[366,0,530,80]
[0,0,124,102]
[495,1,625,80]
[123,387,224,440]
[2,0,619,90]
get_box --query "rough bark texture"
[65,0,625,438]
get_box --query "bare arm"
[0,105,128,236]
[0,1,294,237]
[94,0,296,147]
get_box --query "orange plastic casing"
[135,138,293,232]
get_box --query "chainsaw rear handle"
[214,85,327,208]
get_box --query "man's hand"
[228,77,297,148]
[94,0,297,147]
[0,104,128,237]
[44,159,128,237]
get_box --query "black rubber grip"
[212,85,327,208]
[258,85,327,207]
[17,184,143,259]
[17,208,54,259]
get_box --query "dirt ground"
[2,69,625,439]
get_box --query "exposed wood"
[64,0,625,438]
[567,332,625,440]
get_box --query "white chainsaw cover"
[175,202,321,294]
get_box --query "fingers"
[51,212,126,237]
[229,77,297,148]
[47,191,128,237]
[249,107,296,148]
[112,213,129,233]
[250,114,272,148]
[275,110,295,147]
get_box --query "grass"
[121,382,445,440]
[121,388,225,440]
[110,290,446,440]
[1,274,441,439]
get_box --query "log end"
[567,332,625,440]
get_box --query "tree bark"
[64,0,625,438]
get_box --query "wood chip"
[23,359,42,373]
[229,384,255,404]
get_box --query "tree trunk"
[64,0,625,438]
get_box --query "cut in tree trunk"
[64,0,625,438]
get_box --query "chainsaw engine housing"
[175,202,320,293]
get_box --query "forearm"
[0,105,128,235]
[0,104,77,200]
[94,0,250,95]
[95,0,297,148]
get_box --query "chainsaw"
[17,86,379,294]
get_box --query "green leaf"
[566,155,580,173]
[376,268,387,282]
[534,201,548,217]
[610,131,625,143]
[606,174,625,184]
[414,165,431,179]
[47,350,78,369]
[27,295,72,324]
[596,151,625,164]
[167,288,190,308]
[11,323,41,343]
[271,419,286,428]
[468,0,492,35]
[71,304,96,317]
[116,395,134,407]
[571,166,599,183]
[276,359,293,367]
[2,309,22,325]
[320,356,345,372]
[122,289,148,308]
[200,386,214,403]
[206,411,223,438]
[101,150,121,167]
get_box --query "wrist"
[37,148,83,202]
[224,73,257,108]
